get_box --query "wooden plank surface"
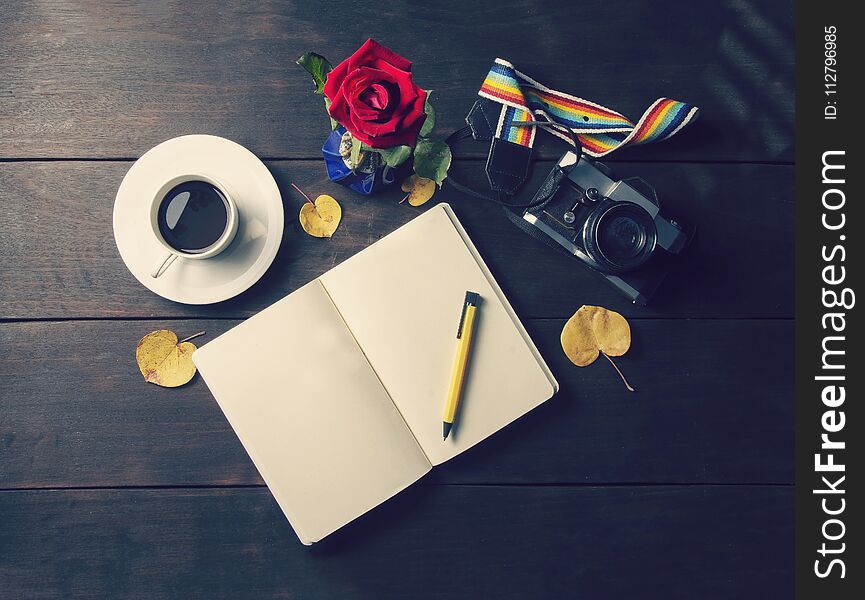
[0,0,793,162]
[0,0,795,596]
[0,160,793,320]
[0,485,793,599]
[0,318,793,489]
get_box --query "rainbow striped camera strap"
[478,58,700,158]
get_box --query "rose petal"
[361,84,389,110]
[400,90,428,131]
[322,58,350,102]
[373,77,427,145]
[356,93,426,147]
[327,85,352,126]
[358,85,399,122]
[346,100,379,133]
[375,60,420,113]
[364,128,417,149]
[346,124,376,147]
[347,38,412,73]
[345,66,397,90]
[358,119,395,137]
[349,103,379,122]
[327,39,426,148]
[343,68,399,121]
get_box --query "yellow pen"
[443,291,481,440]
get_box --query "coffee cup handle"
[150,252,179,278]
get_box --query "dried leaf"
[291,183,342,238]
[587,305,631,357]
[560,307,600,366]
[136,330,199,388]
[561,305,634,391]
[400,175,436,206]
[299,194,341,238]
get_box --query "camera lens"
[598,214,646,260]
[583,202,657,272]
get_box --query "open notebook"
[193,203,558,544]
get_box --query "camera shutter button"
[585,187,601,202]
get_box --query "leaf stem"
[602,352,635,392]
[290,182,314,206]
[399,194,410,204]
[179,331,206,344]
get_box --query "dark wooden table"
[0,1,794,598]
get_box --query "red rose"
[324,39,427,149]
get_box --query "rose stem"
[290,182,315,206]
[179,331,206,344]
[602,352,636,392]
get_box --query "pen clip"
[456,291,480,338]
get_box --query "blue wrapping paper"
[322,127,395,195]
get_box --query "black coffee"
[157,181,229,253]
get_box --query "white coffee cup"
[149,174,239,278]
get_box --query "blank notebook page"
[192,280,431,544]
[321,203,556,465]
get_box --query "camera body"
[523,151,689,305]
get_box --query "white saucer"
[113,135,284,305]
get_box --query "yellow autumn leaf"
[135,330,201,388]
[561,305,634,391]
[400,175,436,207]
[560,307,599,366]
[585,305,631,357]
[299,195,341,237]
[292,183,342,238]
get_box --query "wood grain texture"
[0,318,792,489]
[0,160,793,320]
[0,0,796,595]
[0,0,793,162]
[0,485,793,599]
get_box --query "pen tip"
[443,422,452,440]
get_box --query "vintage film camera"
[523,151,690,304]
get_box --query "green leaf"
[296,52,332,94]
[375,145,412,168]
[419,93,436,137]
[413,139,452,186]
[298,52,338,129]
[349,134,363,171]
[324,97,338,131]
